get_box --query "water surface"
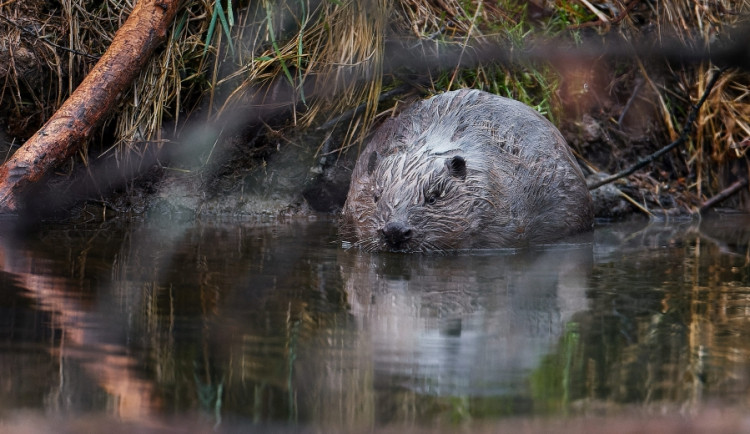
[1,215,749,432]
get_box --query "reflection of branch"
[587,67,727,191]
[0,234,159,422]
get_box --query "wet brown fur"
[341,89,594,253]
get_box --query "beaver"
[340,89,594,253]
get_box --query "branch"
[699,178,749,213]
[587,66,727,191]
[0,0,181,214]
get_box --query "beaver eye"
[425,193,438,205]
[373,193,380,203]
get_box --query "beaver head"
[340,89,594,253]
[361,149,483,252]
[341,133,516,253]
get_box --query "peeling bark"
[0,0,180,214]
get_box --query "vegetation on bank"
[0,0,749,214]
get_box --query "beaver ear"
[445,156,466,180]
[367,151,379,175]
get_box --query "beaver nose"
[380,221,413,249]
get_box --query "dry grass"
[651,1,750,201]
[0,2,68,138]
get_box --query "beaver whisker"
[356,237,380,252]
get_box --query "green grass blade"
[265,5,296,92]
[173,11,188,41]
[215,1,235,55]
[296,0,307,105]
[203,1,235,57]
[202,4,219,57]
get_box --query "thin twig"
[588,66,727,190]
[617,77,643,126]
[619,189,654,217]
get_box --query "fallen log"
[0,0,180,214]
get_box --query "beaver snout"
[380,221,413,250]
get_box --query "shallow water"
[1,215,749,432]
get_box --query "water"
[1,215,749,432]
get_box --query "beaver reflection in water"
[340,89,594,253]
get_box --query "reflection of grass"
[381,390,531,425]
[529,322,582,414]
[287,319,299,422]
[448,396,471,424]
[526,226,750,414]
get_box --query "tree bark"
[0,0,181,214]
